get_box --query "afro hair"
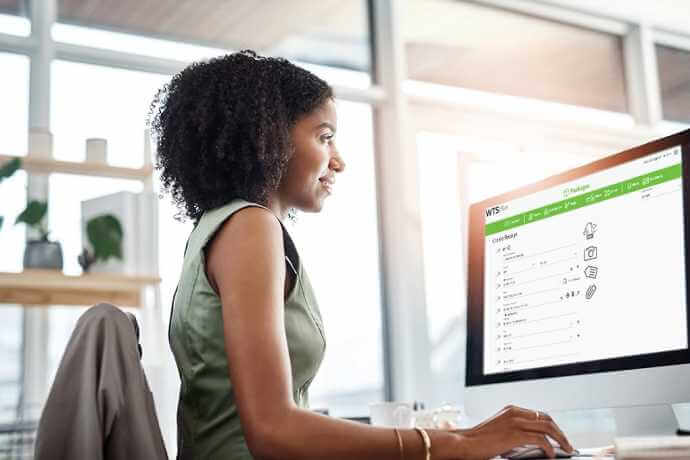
[148,50,333,223]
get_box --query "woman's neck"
[266,195,289,221]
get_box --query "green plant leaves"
[15,200,49,240]
[86,214,123,262]
[15,200,47,227]
[0,158,21,231]
[0,158,21,184]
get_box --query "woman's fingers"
[501,406,574,452]
[524,433,556,458]
[517,418,574,452]
[542,416,574,453]
[465,405,575,460]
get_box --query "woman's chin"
[308,201,325,213]
[292,191,330,214]
[310,195,329,213]
[292,200,324,214]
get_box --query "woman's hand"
[434,405,574,460]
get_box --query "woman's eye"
[320,133,335,143]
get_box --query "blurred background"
[0,0,688,457]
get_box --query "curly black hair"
[148,50,333,223]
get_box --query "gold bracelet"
[393,428,404,460]
[414,427,431,460]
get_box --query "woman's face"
[278,98,345,213]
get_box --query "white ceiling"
[403,1,630,112]
[540,0,690,35]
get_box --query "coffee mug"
[369,402,415,428]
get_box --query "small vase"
[23,240,63,270]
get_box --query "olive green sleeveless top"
[169,199,326,459]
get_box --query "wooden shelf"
[0,154,153,181]
[0,270,161,307]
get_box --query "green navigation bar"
[485,163,682,236]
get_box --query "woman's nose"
[330,152,345,173]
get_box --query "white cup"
[369,402,415,428]
[413,409,437,429]
[435,405,463,429]
[86,138,108,164]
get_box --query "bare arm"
[206,207,573,460]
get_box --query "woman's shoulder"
[188,199,280,257]
[205,200,282,249]
[217,205,279,237]
[204,202,285,294]
[197,199,272,233]
[201,198,265,223]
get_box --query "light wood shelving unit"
[0,154,153,181]
[0,270,160,307]
[0,151,161,309]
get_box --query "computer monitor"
[465,129,690,438]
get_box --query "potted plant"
[2,157,63,270]
[16,199,63,270]
[78,214,123,272]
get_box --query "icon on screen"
[584,265,598,279]
[583,222,597,239]
[585,284,597,300]
[584,246,598,261]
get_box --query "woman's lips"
[319,175,335,194]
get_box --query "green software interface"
[484,145,687,374]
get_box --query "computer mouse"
[502,444,578,459]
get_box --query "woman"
[150,50,573,460]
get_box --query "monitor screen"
[467,130,690,386]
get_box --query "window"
[0,306,22,423]
[55,1,372,86]
[417,136,465,407]
[0,52,29,272]
[656,45,690,124]
[0,51,29,421]
[51,23,229,64]
[0,52,29,157]
[0,171,26,274]
[0,0,26,16]
[51,60,169,166]
[289,101,383,416]
[0,0,30,36]
[403,0,628,112]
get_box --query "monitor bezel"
[466,128,690,387]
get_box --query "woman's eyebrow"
[314,122,336,132]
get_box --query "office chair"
[34,303,168,460]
